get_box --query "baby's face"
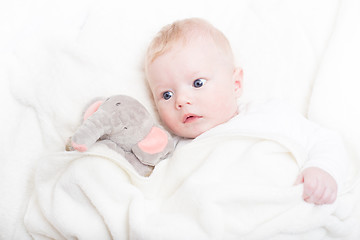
[147,37,242,138]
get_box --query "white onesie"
[175,100,349,190]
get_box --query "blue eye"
[162,91,173,100]
[193,78,206,88]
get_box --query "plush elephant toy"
[66,94,174,177]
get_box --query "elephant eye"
[116,102,121,106]
[123,127,127,130]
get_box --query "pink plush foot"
[72,142,88,152]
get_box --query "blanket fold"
[25,132,357,239]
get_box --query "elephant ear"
[132,126,174,166]
[83,100,103,121]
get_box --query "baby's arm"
[259,101,347,205]
[235,101,348,205]
[269,101,347,205]
[295,167,337,204]
[297,121,348,205]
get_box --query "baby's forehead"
[146,21,234,77]
[163,34,233,62]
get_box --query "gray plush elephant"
[66,95,174,176]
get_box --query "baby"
[145,18,348,205]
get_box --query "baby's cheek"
[157,107,168,121]
[159,110,176,129]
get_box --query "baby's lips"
[182,113,202,123]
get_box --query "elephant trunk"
[71,108,112,152]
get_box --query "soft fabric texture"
[69,95,174,176]
[307,0,360,184]
[24,120,358,239]
[218,100,349,189]
[1,0,360,239]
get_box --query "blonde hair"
[145,18,234,72]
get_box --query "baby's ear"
[233,67,243,97]
[83,100,103,121]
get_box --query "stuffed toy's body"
[66,95,174,176]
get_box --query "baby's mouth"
[183,114,202,124]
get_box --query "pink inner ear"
[138,127,168,154]
[83,100,103,121]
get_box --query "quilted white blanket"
[25,127,358,239]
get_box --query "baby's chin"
[178,132,202,139]
[177,115,237,139]
[173,124,216,139]
[171,127,205,139]
[170,111,239,139]
[169,130,194,139]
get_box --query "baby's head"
[145,18,243,139]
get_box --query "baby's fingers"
[296,167,338,205]
[316,186,336,204]
[294,173,304,185]
[302,178,320,202]
[294,172,319,203]
[303,180,337,204]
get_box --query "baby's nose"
[176,101,191,109]
[175,94,191,109]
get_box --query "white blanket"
[24,128,359,239]
[2,0,360,238]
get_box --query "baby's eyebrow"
[150,82,164,91]
[153,86,170,96]
[188,71,201,79]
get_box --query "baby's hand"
[295,167,337,205]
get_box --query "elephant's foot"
[72,142,88,152]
